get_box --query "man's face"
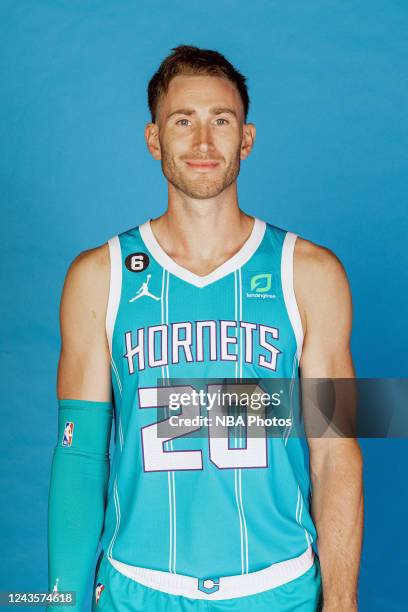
[146,75,254,199]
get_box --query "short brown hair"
[147,45,250,123]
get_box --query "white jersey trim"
[107,545,314,600]
[139,217,266,288]
[106,236,122,358]
[281,232,304,363]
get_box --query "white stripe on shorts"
[107,545,314,600]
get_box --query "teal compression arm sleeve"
[47,399,113,611]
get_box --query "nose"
[193,122,215,154]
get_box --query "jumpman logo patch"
[129,274,160,302]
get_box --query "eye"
[215,118,229,126]
[176,118,191,126]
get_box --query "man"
[48,45,363,611]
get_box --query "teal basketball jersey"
[100,217,317,580]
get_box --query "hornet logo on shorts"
[61,422,74,447]
[95,582,105,605]
[129,274,160,302]
[198,577,220,594]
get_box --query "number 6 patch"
[125,252,150,272]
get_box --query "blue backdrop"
[1,1,407,610]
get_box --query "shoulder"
[68,241,110,274]
[292,236,352,333]
[61,242,110,314]
[294,236,347,283]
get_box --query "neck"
[150,184,254,267]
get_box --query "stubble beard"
[161,150,241,200]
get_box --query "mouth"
[184,160,220,172]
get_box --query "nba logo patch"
[62,421,74,447]
[95,582,104,605]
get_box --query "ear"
[145,123,162,160]
[240,123,256,160]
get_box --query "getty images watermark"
[141,378,408,439]
[166,385,289,429]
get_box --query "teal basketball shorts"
[91,550,322,611]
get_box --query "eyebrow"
[167,107,238,120]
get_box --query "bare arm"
[295,239,364,611]
[57,243,111,400]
